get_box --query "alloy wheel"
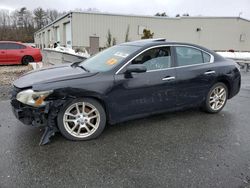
[209,86,227,111]
[63,102,100,138]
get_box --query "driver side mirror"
[124,64,147,78]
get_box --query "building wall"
[34,12,250,51]
[72,13,250,51]
[34,14,72,48]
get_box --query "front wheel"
[203,82,228,113]
[57,98,106,141]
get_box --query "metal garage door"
[65,22,72,48]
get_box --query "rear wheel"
[203,82,228,113]
[22,56,34,65]
[57,98,106,141]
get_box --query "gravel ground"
[0,65,32,100]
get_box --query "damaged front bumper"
[10,98,62,145]
[11,99,48,127]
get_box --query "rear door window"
[175,46,204,66]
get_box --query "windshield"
[80,45,140,72]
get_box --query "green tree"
[141,29,154,39]
[33,7,47,29]
[17,7,27,27]
[106,29,112,47]
[155,12,168,17]
[125,25,130,42]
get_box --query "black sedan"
[11,39,241,145]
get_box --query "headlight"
[16,89,53,107]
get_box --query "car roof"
[120,38,204,49]
[120,38,223,60]
[0,41,23,44]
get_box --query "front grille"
[11,99,21,109]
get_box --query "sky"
[0,0,250,20]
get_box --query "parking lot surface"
[0,72,250,188]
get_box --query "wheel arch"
[50,88,111,123]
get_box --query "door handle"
[204,70,215,75]
[162,76,175,81]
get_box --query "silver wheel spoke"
[87,109,96,115]
[89,115,97,119]
[75,104,80,115]
[219,92,225,98]
[218,88,224,95]
[65,112,77,118]
[82,102,86,114]
[65,119,76,123]
[215,101,219,110]
[88,122,96,129]
[210,97,216,103]
[77,127,81,135]
[84,125,91,133]
[71,124,78,132]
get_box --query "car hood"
[14,64,97,89]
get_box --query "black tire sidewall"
[22,56,34,65]
[205,82,228,113]
[57,98,106,141]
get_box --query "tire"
[203,82,228,113]
[57,98,106,141]
[22,56,34,65]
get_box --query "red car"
[0,41,42,65]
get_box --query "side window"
[0,43,7,50]
[175,46,204,66]
[203,52,211,63]
[6,43,26,50]
[19,44,26,49]
[131,47,171,71]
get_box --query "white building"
[34,11,250,54]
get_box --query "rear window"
[203,52,211,62]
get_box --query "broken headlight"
[16,89,53,107]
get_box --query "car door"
[174,46,217,108]
[5,43,26,64]
[108,46,177,123]
[0,43,7,64]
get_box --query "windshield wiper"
[71,62,90,72]
[78,65,90,72]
